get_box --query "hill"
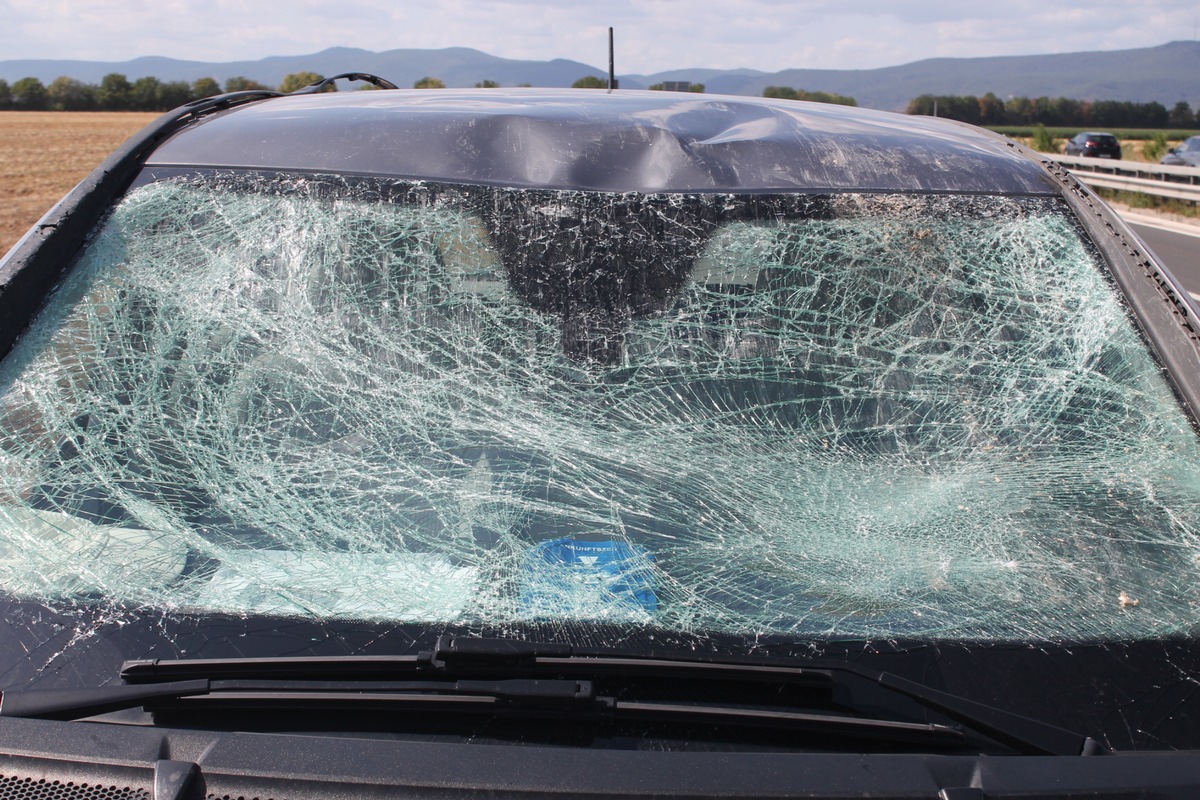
[688,40,1200,110]
[0,47,607,94]
[2,41,1198,111]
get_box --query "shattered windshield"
[0,171,1197,643]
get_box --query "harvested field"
[0,112,158,258]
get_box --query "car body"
[1063,130,1122,158]
[1161,134,1200,167]
[1,82,1200,798]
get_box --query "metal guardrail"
[1050,155,1200,202]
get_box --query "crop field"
[991,126,1200,141]
[0,112,158,257]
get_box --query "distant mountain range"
[2,41,1198,112]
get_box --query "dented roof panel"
[144,90,1059,194]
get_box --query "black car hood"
[145,89,1059,195]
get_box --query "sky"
[1,0,1198,74]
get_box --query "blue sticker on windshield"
[520,538,658,618]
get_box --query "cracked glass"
[0,171,1197,643]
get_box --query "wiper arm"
[1,679,211,720]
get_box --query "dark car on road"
[0,77,1199,798]
[1162,134,1200,167]
[1063,130,1123,158]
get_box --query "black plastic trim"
[0,717,1197,800]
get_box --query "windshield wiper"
[0,672,965,749]
[420,636,1104,757]
[3,635,1100,755]
[119,645,832,686]
[0,677,592,720]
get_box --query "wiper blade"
[0,677,592,720]
[1,675,964,749]
[432,637,1103,756]
[112,635,1099,756]
[121,654,425,683]
[424,636,1101,757]
[434,636,1104,757]
[120,644,833,687]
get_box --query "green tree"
[159,81,194,108]
[475,79,500,88]
[764,86,799,100]
[906,94,936,115]
[650,82,705,93]
[1039,96,1083,127]
[1144,131,1170,161]
[1031,124,1057,153]
[131,76,162,110]
[912,94,978,122]
[571,75,607,89]
[765,86,855,106]
[47,76,94,111]
[192,77,221,98]
[978,92,1006,125]
[0,79,10,110]
[1004,96,1036,125]
[1086,99,1119,125]
[908,94,976,120]
[1170,101,1194,128]
[97,73,132,110]
[224,76,268,92]
[279,72,326,93]
[1143,101,1169,128]
[10,77,48,110]
[951,95,979,122]
[413,76,446,89]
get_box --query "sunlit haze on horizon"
[0,0,1196,74]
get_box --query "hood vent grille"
[0,774,149,800]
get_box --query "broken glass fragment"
[0,173,1196,641]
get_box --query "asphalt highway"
[1127,220,1200,299]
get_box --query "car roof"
[144,88,1060,195]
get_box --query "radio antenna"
[607,27,616,93]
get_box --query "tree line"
[0,69,878,115]
[2,72,1189,125]
[0,72,525,111]
[763,86,857,106]
[0,73,280,111]
[906,93,1196,129]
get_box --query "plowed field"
[0,112,158,257]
